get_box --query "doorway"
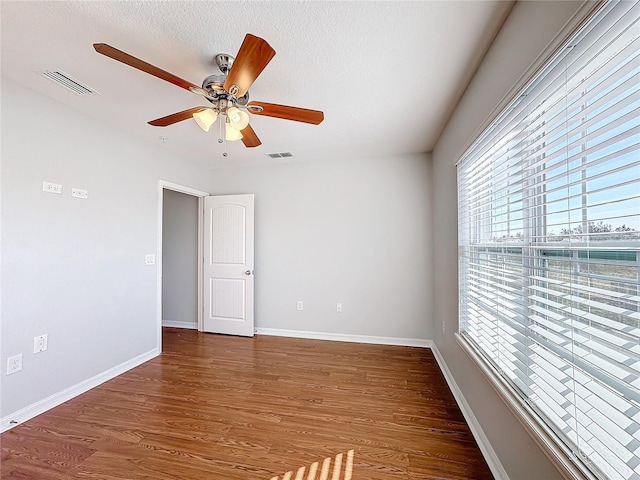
[162,189,199,329]
[156,182,256,352]
[157,181,209,352]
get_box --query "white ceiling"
[1,1,513,169]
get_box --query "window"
[457,2,639,479]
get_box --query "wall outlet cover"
[34,334,48,353]
[71,188,88,199]
[42,181,62,195]
[7,354,23,375]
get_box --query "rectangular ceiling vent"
[41,70,99,96]
[266,152,294,158]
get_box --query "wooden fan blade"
[241,124,262,148]
[224,34,275,98]
[93,43,201,92]
[148,107,207,126]
[247,102,324,125]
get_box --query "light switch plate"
[145,254,156,265]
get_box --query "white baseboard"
[0,348,159,433]
[255,327,432,348]
[162,320,198,330]
[431,345,509,480]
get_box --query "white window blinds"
[457,2,640,479]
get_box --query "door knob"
[245,270,253,275]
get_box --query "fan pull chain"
[217,114,227,157]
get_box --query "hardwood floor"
[1,328,493,479]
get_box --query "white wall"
[210,154,432,341]
[0,79,211,421]
[1,78,432,425]
[431,1,598,479]
[162,189,198,329]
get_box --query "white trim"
[455,334,595,480]
[197,197,204,332]
[255,327,432,348]
[431,344,509,480]
[0,348,158,433]
[157,180,209,354]
[157,182,164,354]
[159,181,209,198]
[162,320,198,330]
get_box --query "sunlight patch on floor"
[270,449,354,480]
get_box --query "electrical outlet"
[296,300,303,311]
[34,334,48,353]
[145,254,156,265]
[336,302,343,313]
[7,354,22,375]
[442,320,446,336]
[42,181,62,195]
[71,188,88,199]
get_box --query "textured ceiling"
[1,1,513,169]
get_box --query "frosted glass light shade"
[225,123,244,141]
[192,109,218,132]
[227,107,250,130]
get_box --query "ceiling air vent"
[41,70,99,96]
[266,152,294,158]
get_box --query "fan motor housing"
[201,74,249,106]
[202,74,225,93]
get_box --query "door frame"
[157,180,209,352]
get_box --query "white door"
[203,194,254,336]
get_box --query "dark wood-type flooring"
[1,328,493,479]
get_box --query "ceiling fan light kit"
[192,108,218,132]
[226,107,250,130]
[225,122,244,141]
[93,33,324,155]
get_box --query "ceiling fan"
[93,34,324,150]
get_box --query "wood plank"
[1,328,493,479]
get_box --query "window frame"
[455,2,640,479]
